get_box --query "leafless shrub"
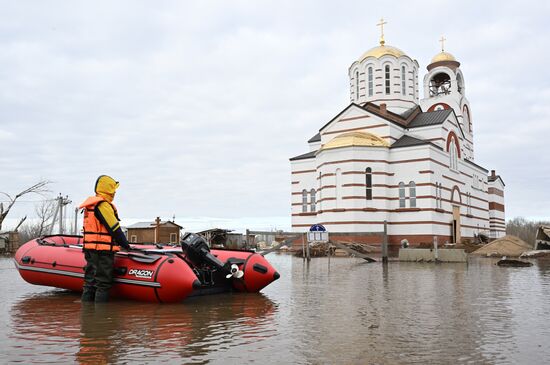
[506,217,550,245]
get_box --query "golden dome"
[320,131,389,151]
[430,51,457,64]
[359,44,406,61]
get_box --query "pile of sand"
[471,235,533,257]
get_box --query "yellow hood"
[94,175,119,202]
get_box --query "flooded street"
[1,254,550,364]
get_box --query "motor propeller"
[226,264,244,279]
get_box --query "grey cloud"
[1,0,549,228]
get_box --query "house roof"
[488,174,506,186]
[127,221,182,229]
[391,135,431,149]
[308,132,321,143]
[289,150,317,161]
[407,109,453,128]
[464,158,488,173]
[400,106,420,119]
[197,228,234,234]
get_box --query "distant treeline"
[506,217,549,244]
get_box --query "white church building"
[289,30,505,248]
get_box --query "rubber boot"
[81,290,95,302]
[94,291,110,303]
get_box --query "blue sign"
[309,224,326,232]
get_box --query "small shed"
[0,231,20,254]
[126,217,182,244]
[197,228,244,249]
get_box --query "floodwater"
[1,255,550,365]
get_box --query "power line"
[0,199,58,203]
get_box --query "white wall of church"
[291,138,495,242]
[290,39,505,245]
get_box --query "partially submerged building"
[126,217,182,244]
[290,32,505,247]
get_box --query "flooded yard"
[1,254,549,364]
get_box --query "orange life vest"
[80,196,120,251]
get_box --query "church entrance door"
[452,205,461,243]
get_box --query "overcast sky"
[1,0,549,231]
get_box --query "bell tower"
[420,37,474,160]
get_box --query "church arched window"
[449,139,458,170]
[318,172,322,211]
[429,72,451,96]
[401,65,406,95]
[385,65,391,95]
[409,181,416,208]
[365,167,372,200]
[335,169,342,207]
[302,189,308,213]
[399,182,406,208]
[310,189,316,212]
[355,70,359,99]
[457,73,464,94]
[447,132,460,171]
[367,67,373,96]
[435,183,443,209]
[463,105,471,133]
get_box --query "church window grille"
[355,71,359,99]
[302,189,308,213]
[442,184,445,208]
[435,182,443,209]
[385,65,391,95]
[412,69,416,96]
[368,67,373,96]
[318,172,322,210]
[399,182,406,208]
[409,181,416,208]
[365,167,372,200]
[310,189,316,212]
[401,66,406,95]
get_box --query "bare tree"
[18,200,57,243]
[0,180,51,230]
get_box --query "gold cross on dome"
[377,17,387,45]
[439,36,446,52]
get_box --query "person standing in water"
[79,175,130,303]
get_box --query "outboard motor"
[181,233,243,280]
[181,232,224,269]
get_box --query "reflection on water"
[2,255,550,364]
[9,291,276,364]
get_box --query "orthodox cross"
[439,36,446,52]
[377,18,387,45]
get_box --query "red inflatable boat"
[14,233,279,303]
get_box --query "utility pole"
[73,207,79,235]
[55,194,72,234]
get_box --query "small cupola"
[427,36,460,71]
